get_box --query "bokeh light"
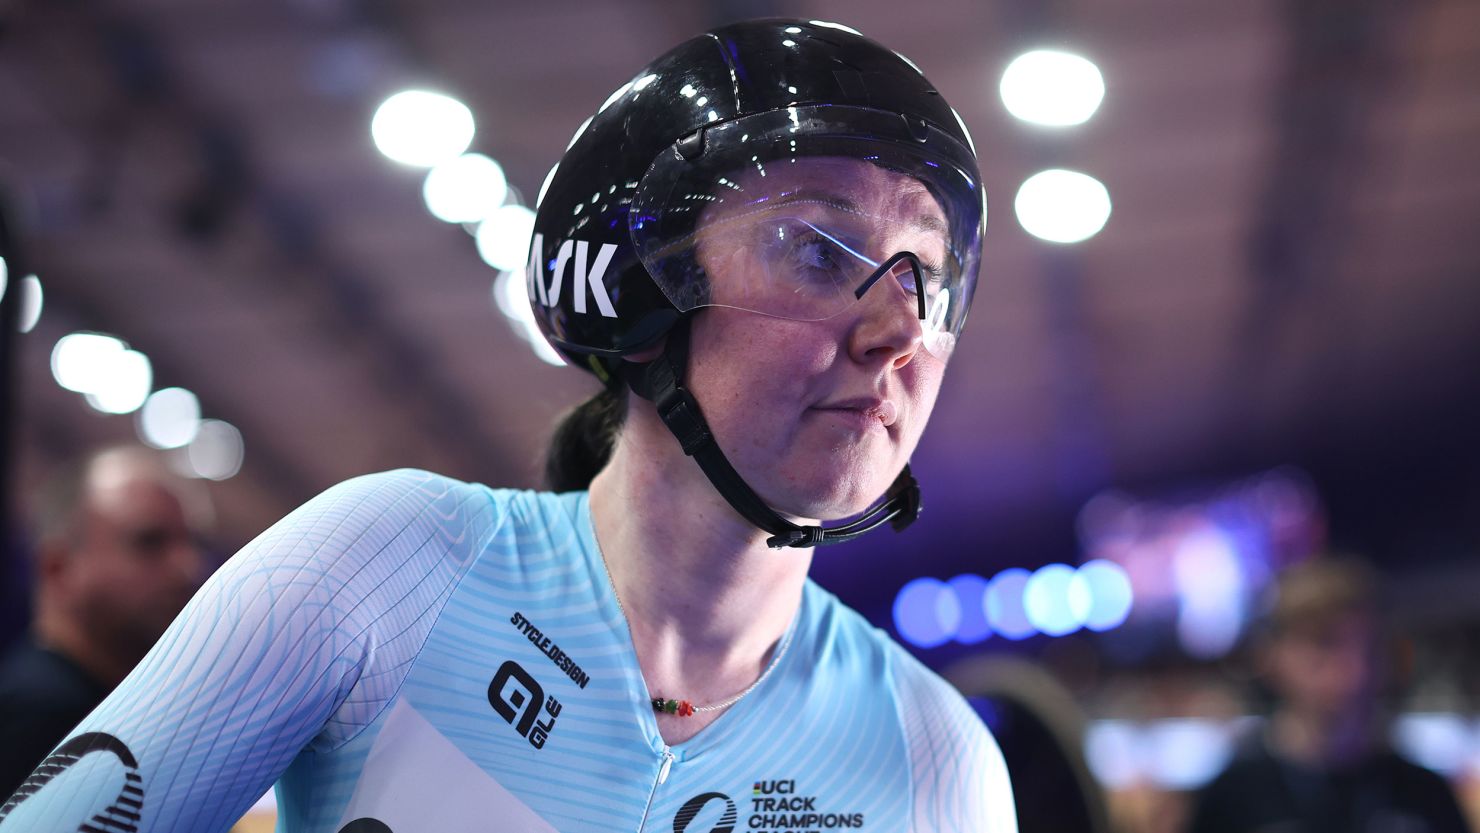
[185,419,244,480]
[985,568,1036,641]
[83,349,152,415]
[1000,49,1106,127]
[492,270,565,366]
[138,387,202,449]
[52,333,127,394]
[1015,169,1112,244]
[1024,563,1085,637]
[370,90,475,167]
[948,573,993,644]
[18,275,43,333]
[893,577,962,649]
[1072,559,1135,631]
[1172,528,1245,658]
[422,153,507,224]
[1143,719,1236,790]
[476,204,537,271]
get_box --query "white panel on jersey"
[336,698,559,832]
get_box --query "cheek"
[901,359,946,443]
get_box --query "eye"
[790,235,848,277]
[896,259,945,297]
[761,220,860,287]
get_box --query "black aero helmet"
[528,19,986,547]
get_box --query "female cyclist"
[0,18,1016,833]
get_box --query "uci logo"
[488,660,563,749]
[527,233,618,318]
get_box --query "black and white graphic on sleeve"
[0,732,143,832]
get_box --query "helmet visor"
[630,105,984,361]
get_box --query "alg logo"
[527,234,618,318]
[488,660,563,749]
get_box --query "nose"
[848,263,924,369]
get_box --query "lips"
[813,397,898,430]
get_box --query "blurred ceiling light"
[1084,721,1144,790]
[186,419,244,480]
[475,204,536,272]
[948,573,993,644]
[892,577,962,649]
[1173,528,1246,658]
[1000,49,1105,127]
[492,270,565,366]
[18,275,43,333]
[1024,563,1084,637]
[84,349,152,414]
[52,332,127,393]
[138,387,202,449]
[1144,719,1236,790]
[422,153,508,224]
[1015,169,1111,243]
[0,255,6,297]
[371,90,475,167]
[985,567,1037,640]
[1071,559,1135,631]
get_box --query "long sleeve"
[0,469,498,832]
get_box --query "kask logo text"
[527,234,618,318]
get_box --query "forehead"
[710,156,945,226]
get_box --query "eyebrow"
[770,189,949,236]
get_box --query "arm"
[892,653,1019,833]
[0,469,496,832]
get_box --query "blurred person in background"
[0,445,208,799]
[1186,557,1470,833]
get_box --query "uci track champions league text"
[747,779,865,832]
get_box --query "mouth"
[811,397,899,433]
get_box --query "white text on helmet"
[526,234,618,318]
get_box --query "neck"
[588,409,811,706]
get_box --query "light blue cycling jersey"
[0,469,1015,832]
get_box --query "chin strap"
[626,319,921,549]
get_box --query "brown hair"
[543,386,627,492]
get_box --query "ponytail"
[544,386,627,491]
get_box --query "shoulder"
[800,583,1016,832]
[799,581,990,739]
[282,467,504,537]
[242,468,513,575]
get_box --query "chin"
[762,457,901,523]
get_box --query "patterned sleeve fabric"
[890,647,1019,833]
[0,469,500,833]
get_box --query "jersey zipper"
[637,746,676,831]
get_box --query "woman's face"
[684,158,950,521]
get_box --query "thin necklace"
[597,548,793,719]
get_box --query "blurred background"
[1,0,1477,831]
